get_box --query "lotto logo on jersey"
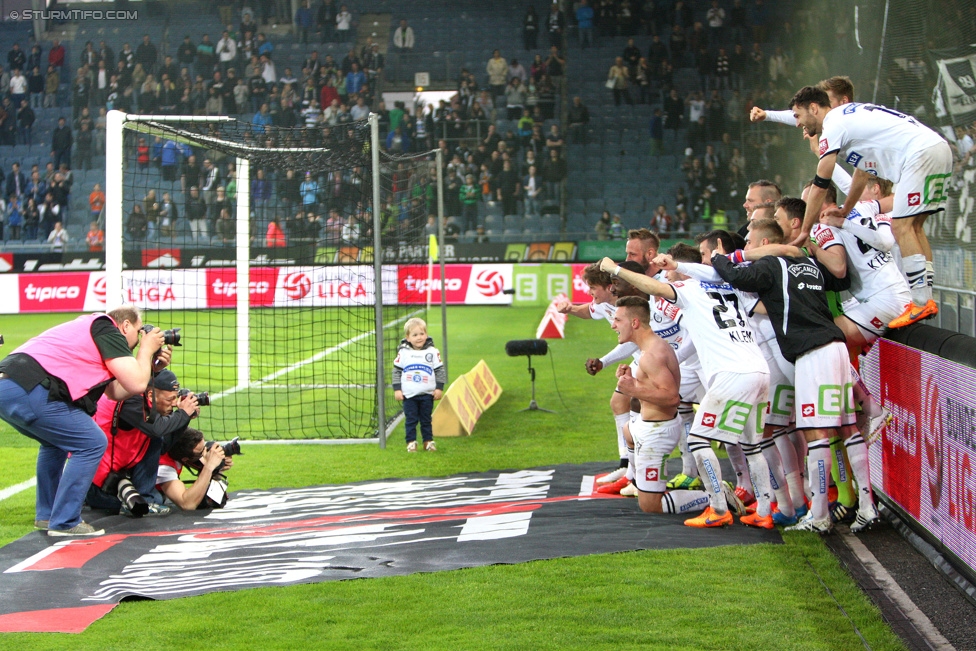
[871,317,884,329]
[818,138,828,156]
[908,193,922,207]
[701,412,717,427]
[801,404,816,418]
[645,467,659,482]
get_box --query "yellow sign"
[431,360,503,437]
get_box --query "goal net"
[104,112,434,441]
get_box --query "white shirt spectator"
[688,98,705,123]
[261,60,277,84]
[9,72,27,95]
[336,10,353,30]
[47,224,68,250]
[217,36,237,63]
[350,102,369,120]
[393,24,415,49]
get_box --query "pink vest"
[92,394,151,488]
[13,313,119,401]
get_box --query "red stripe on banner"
[0,604,117,633]
[14,536,126,572]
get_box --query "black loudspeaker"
[504,339,553,413]
[505,339,549,357]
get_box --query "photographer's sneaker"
[597,467,628,485]
[47,521,104,537]
[424,440,437,452]
[136,503,171,517]
[406,441,418,453]
[33,520,49,530]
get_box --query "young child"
[393,318,446,452]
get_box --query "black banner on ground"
[0,462,777,633]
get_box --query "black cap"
[152,369,179,391]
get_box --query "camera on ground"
[117,477,149,517]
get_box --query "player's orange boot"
[684,507,733,528]
[889,300,938,329]
[596,476,630,494]
[740,512,774,529]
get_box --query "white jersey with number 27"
[668,279,768,384]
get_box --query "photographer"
[87,369,198,517]
[156,427,235,510]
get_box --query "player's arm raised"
[555,297,594,319]
[599,257,676,301]
[825,167,872,222]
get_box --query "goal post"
[104,110,439,442]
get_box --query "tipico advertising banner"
[862,339,976,574]
[397,264,513,305]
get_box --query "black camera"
[141,324,182,346]
[116,477,149,517]
[205,436,242,473]
[178,389,211,406]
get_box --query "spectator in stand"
[508,58,527,84]
[545,46,564,97]
[669,25,687,67]
[729,0,747,44]
[649,108,664,155]
[750,0,769,43]
[546,3,566,49]
[48,39,65,70]
[51,117,72,171]
[577,0,595,49]
[316,0,336,43]
[523,164,542,216]
[496,160,520,215]
[86,221,104,251]
[393,20,415,51]
[47,220,68,250]
[607,57,632,106]
[663,88,683,145]
[542,147,566,202]
[505,78,526,120]
[335,4,354,43]
[135,35,158,76]
[295,1,314,44]
[748,41,765,87]
[28,65,44,109]
[486,50,508,102]
[595,210,611,240]
[651,204,672,234]
[346,62,366,96]
[706,0,726,44]
[266,216,286,247]
[623,38,641,76]
[89,183,105,221]
[714,47,731,90]
[523,6,539,51]
[609,213,624,239]
[568,96,590,144]
[16,100,33,145]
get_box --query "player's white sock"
[663,490,710,514]
[774,427,805,510]
[678,404,698,478]
[726,443,753,495]
[626,445,635,482]
[806,439,832,521]
[844,433,876,513]
[760,438,795,518]
[850,365,882,419]
[614,412,630,461]
[790,428,809,498]
[742,442,773,518]
[925,260,935,290]
[904,253,931,305]
[689,436,728,514]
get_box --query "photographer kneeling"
[87,369,199,517]
[156,427,237,510]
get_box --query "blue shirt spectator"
[346,66,366,95]
[576,2,594,28]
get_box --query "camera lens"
[117,478,149,517]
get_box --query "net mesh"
[117,116,430,439]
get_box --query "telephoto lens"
[117,478,149,517]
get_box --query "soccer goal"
[104,111,441,444]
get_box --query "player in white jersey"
[812,177,912,350]
[657,238,806,527]
[599,254,773,529]
[789,85,952,328]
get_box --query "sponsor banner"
[512,264,573,307]
[18,272,89,312]
[571,263,593,303]
[0,253,13,273]
[14,253,104,273]
[862,339,976,574]
[398,264,513,305]
[381,242,510,263]
[127,245,318,270]
[577,238,691,262]
[205,267,280,308]
[82,271,209,312]
[272,266,398,307]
